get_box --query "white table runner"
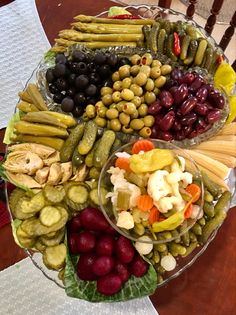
[0,0,50,129]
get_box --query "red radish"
[96,235,114,256]
[114,261,130,283]
[77,231,96,253]
[92,256,115,276]
[68,233,80,255]
[129,255,148,277]
[97,274,122,296]
[116,236,135,264]
[80,207,109,231]
[67,215,82,233]
[77,253,97,281]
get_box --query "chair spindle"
[219,11,236,51]
[186,0,197,19]
[205,0,224,34]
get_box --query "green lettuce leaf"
[108,6,131,17]
[3,112,20,145]
[64,246,158,302]
[43,50,56,64]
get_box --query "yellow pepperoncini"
[129,148,174,173]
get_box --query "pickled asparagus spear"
[55,38,137,49]
[73,14,154,25]
[14,121,69,138]
[17,101,39,113]
[25,83,48,111]
[21,112,68,129]
[50,46,66,53]
[72,22,143,34]
[59,29,144,42]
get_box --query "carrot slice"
[131,139,155,154]
[185,184,201,203]
[184,203,193,219]
[115,157,130,171]
[137,194,154,212]
[148,206,160,224]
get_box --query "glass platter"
[5,4,235,295]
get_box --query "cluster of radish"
[67,207,149,296]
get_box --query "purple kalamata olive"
[175,130,185,140]
[196,87,208,103]
[169,86,178,96]
[155,114,164,126]
[173,83,188,105]
[182,125,192,136]
[194,103,209,116]
[189,76,204,93]
[147,100,162,115]
[172,120,182,131]
[159,91,174,108]
[208,93,225,109]
[171,68,183,82]
[164,79,178,90]
[180,72,195,85]
[157,130,174,141]
[159,111,175,131]
[188,130,198,139]
[150,125,159,139]
[202,83,214,92]
[180,96,197,115]
[180,112,197,125]
[207,109,221,123]
[196,117,207,129]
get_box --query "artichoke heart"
[9,143,56,160]
[4,151,43,175]
[6,171,42,188]
[60,162,73,184]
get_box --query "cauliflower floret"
[107,167,141,208]
[147,170,172,202]
[115,152,131,159]
[116,211,134,229]
[156,196,185,212]
[180,171,193,187]
[178,156,186,172]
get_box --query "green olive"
[112,91,122,103]
[151,59,162,67]
[94,116,107,128]
[144,91,156,104]
[82,112,89,122]
[109,103,117,109]
[100,86,113,96]
[113,80,123,91]
[143,115,155,127]
[130,65,140,76]
[132,96,142,107]
[130,118,145,130]
[153,87,160,95]
[130,110,139,119]
[116,101,126,112]
[139,65,151,77]
[141,53,153,66]
[112,71,120,82]
[145,78,155,91]
[123,102,136,115]
[119,65,131,79]
[134,72,148,86]
[106,108,119,119]
[138,104,148,117]
[119,112,130,126]
[140,95,145,103]
[102,94,113,106]
[150,66,161,79]
[95,101,105,113]
[161,64,172,75]
[130,54,141,65]
[85,104,96,118]
[155,76,167,88]
[121,88,134,101]
[122,125,134,134]
[97,106,107,118]
[122,77,132,89]
[130,84,143,96]
[110,118,121,131]
[139,126,152,138]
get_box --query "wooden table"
[0,1,235,314]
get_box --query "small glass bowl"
[98,139,204,244]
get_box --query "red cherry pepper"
[109,14,140,20]
[173,32,181,56]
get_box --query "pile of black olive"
[45,50,130,116]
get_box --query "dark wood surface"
[0,1,236,314]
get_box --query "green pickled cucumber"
[203,47,214,71]
[43,185,66,204]
[65,183,90,211]
[93,130,116,169]
[72,148,85,167]
[77,120,98,155]
[9,189,34,220]
[194,39,208,66]
[60,123,85,162]
[214,191,231,215]
[85,138,101,168]
[150,21,160,52]
[157,28,167,54]
[184,39,198,65]
[180,34,191,60]
[90,187,108,206]
[111,138,121,153]
[166,34,177,61]
[142,25,151,49]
